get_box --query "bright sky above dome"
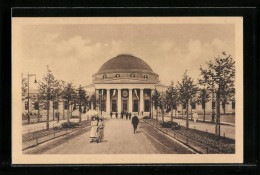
[14,18,235,90]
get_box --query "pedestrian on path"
[193,112,198,123]
[98,117,105,142]
[56,111,60,123]
[110,111,113,119]
[129,112,132,120]
[126,112,129,120]
[115,112,118,119]
[132,116,139,134]
[90,116,99,142]
[121,111,124,119]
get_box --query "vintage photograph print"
[12,17,243,164]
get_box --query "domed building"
[86,54,167,116]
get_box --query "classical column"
[140,88,144,114]
[106,89,110,113]
[117,89,121,113]
[129,88,133,113]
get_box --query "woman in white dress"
[90,116,98,142]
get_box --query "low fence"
[142,119,221,154]
[22,127,78,151]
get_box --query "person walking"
[126,112,129,120]
[121,111,124,119]
[97,117,105,142]
[115,112,118,119]
[131,116,139,134]
[55,111,60,123]
[90,116,98,142]
[129,112,132,120]
[110,111,113,119]
[193,112,198,123]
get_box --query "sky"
[14,19,235,89]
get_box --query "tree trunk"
[175,109,177,118]
[79,105,82,123]
[186,100,189,129]
[63,101,65,120]
[223,102,226,114]
[52,100,55,121]
[162,103,165,124]
[70,104,73,119]
[215,90,221,136]
[37,108,40,123]
[191,105,193,120]
[156,106,159,120]
[171,106,173,122]
[46,100,50,130]
[181,107,183,118]
[212,91,215,123]
[203,106,206,122]
[67,103,70,122]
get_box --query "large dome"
[96,54,154,74]
[93,54,159,84]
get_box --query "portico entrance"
[122,100,128,112]
[112,100,117,112]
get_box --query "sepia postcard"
[12,17,243,164]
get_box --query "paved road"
[45,119,159,154]
[163,117,235,139]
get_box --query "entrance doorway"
[133,100,139,112]
[112,100,117,112]
[122,100,128,112]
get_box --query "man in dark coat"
[131,116,139,134]
[129,112,132,120]
[126,112,129,120]
[110,111,113,119]
[115,112,118,119]
[121,111,124,119]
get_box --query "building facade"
[86,54,167,116]
[22,54,235,120]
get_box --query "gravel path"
[45,119,159,154]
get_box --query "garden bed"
[22,120,90,142]
[146,119,235,154]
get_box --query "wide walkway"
[163,117,235,140]
[45,118,159,154]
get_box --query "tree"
[166,82,179,122]
[62,82,77,122]
[38,66,60,130]
[151,88,161,120]
[190,97,197,119]
[197,88,210,122]
[51,80,65,121]
[199,52,235,136]
[90,94,96,110]
[76,85,88,123]
[21,74,28,101]
[177,71,198,129]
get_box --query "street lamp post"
[27,73,37,124]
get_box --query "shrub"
[161,121,180,128]
[61,122,79,128]
[143,116,151,119]
[171,122,181,130]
